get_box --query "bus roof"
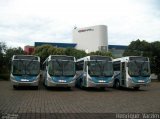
[43,55,76,64]
[77,55,112,62]
[12,55,40,61]
[113,56,149,62]
[51,55,75,61]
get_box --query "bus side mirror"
[87,62,90,66]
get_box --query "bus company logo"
[78,29,94,33]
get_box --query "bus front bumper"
[87,79,113,88]
[46,79,76,87]
[128,78,151,88]
[11,79,39,86]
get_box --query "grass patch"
[0,73,10,80]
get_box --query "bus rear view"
[10,55,40,89]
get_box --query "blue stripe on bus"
[131,76,150,83]
[91,77,112,83]
[14,76,37,82]
[51,76,74,83]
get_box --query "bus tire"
[134,87,140,90]
[100,87,105,90]
[67,87,71,90]
[115,80,120,89]
[75,81,79,88]
[34,86,38,90]
[13,85,17,89]
[80,79,84,89]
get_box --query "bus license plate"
[21,79,29,82]
[98,80,106,83]
[59,80,66,83]
[138,80,144,83]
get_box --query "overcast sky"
[0,0,160,48]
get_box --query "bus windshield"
[12,60,40,76]
[88,61,113,77]
[128,61,150,77]
[48,60,75,76]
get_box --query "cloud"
[0,0,160,48]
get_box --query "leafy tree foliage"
[0,42,7,73]
[88,51,113,57]
[65,48,87,59]
[123,39,151,56]
[33,45,66,64]
[34,45,112,61]
[33,45,113,63]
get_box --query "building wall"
[24,46,35,55]
[109,49,125,58]
[108,45,128,58]
[72,25,108,53]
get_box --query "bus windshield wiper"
[56,60,63,76]
[133,60,141,75]
[88,61,97,76]
[140,61,147,76]
[96,60,105,76]
[134,60,146,76]
[13,59,26,75]
[25,58,38,75]
[63,60,75,76]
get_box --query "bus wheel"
[34,86,39,90]
[75,81,79,88]
[80,80,84,89]
[134,87,140,90]
[100,87,105,90]
[115,80,120,89]
[67,87,71,90]
[13,85,17,89]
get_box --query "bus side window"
[76,61,83,71]
[113,61,120,71]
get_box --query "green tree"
[65,48,87,59]
[150,41,160,79]
[34,45,66,64]
[34,45,54,63]
[123,39,151,56]
[0,42,7,73]
[88,51,113,57]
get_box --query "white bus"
[10,55,40,89]
[113,56,151,90]
[43,55,76,88]
[75,55,114,89]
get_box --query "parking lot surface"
[0,81,160,118]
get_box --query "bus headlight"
[128,77,133,83]
[48,76,52,81]
[10,74,15,81]
[88,77,92,81]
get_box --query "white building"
[72,25,108,53]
